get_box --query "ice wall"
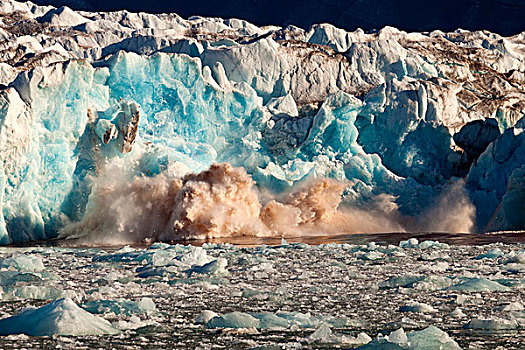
[0,0,523,242]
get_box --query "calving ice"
[0,1,524,349]
[0,0,524,244]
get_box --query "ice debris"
[464,317,520,330]
[0,298,119,336]
[0,254,44,271]
[358,326,461,349]
[206,312,260,329]
[81,297,156,316]
[475,248,505,260]
[306,323,371,345]
[399,301,438,314]
[204,311,356,330]
[447,278,510,292]
[195,310,219,324]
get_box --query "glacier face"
[0,0,524,242]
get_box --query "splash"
[415,180,476,234]
[60,163,475,244]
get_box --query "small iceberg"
[446,278,510,292]
[358,326,461,349]
[0,254,44,271]
[206,312,260,329]
[0,298,119,336]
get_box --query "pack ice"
[0,0,525,242]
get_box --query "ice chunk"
[0,255,44,271]
[252,313,291,329]
[81,298,156,316]
[464,317,519,330]
[399,301,438,313]
[265,94,299,117]
[206,312,260,329]
[379,275,424,289]
[418,240,449,249]
[455,294,468,305]
[505,251,525,264]
[307,323,371,345]
[400,238,419,248]
[360,326,461,349]
[399,239,448,250]
[2,285,80,301]
[412,276,454,290]
[406,326,461,349]
[0,298,119,336]
[189,258,228,275]
[475,248,504,259]
[447,278,510,292]
[387,328,408,345]
[449,308,466,318]
[195,310,219,324]
[497,301,524,312]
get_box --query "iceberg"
[80,297,156,316]
[206,312,260,329]
[306,323,371,345]
[0,254,44,271]
[447,278,511,292]
[0,298,119,336]
[358,326,461,350]
[464,317,520,331]
[398,301,438,314]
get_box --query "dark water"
[14,231,525,249]
[201,231,525,247]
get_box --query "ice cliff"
[0,0,524,243]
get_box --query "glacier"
[0,0,524,242]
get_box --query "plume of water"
[60,163,475,244]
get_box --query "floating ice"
[81,297,156,316]
[195,310,219,324]
[399,301,438,313]
[497,301,524,312]
[188,258,228,275]
[206,312,260,329]
[475,248,505,260]
[0,254,44,271]
[359,326,461,349]
[464,317,520,330]
[447,278,511,292]
[449,308,466,318]
[307,323,371,345]
[505,251,525,264]
[0,298,119,336]
[1,285,80,301]
[399,239,449,250]
[203,310,358,330]
[411,276,454,291]
[379,275,424,289]
[406,326,462,349]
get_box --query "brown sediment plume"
[60,163,475,244]
[167,163,264,240]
